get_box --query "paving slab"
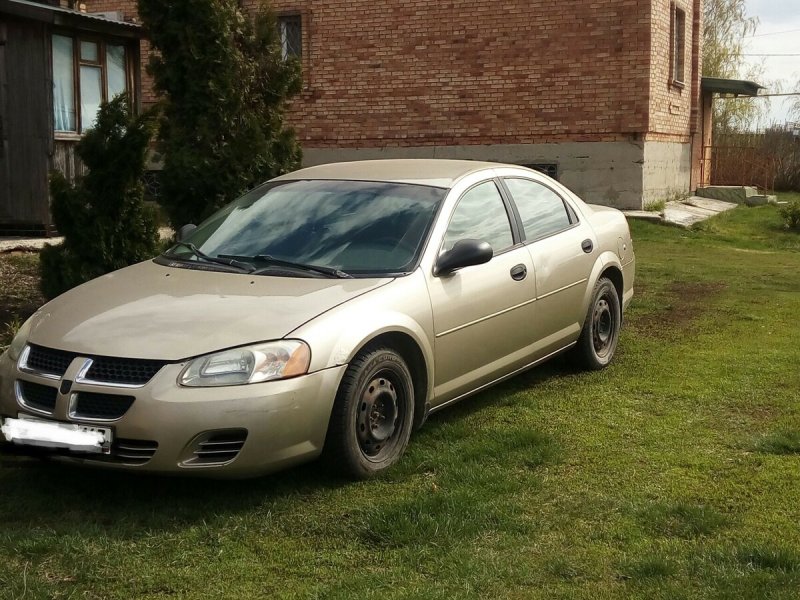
[684,196,738,213]
[622,210,662,222]
[662,201,718,228]
[0,227,174,253]
[0,236,61,253]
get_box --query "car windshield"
[164,179,446,276]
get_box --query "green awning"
[701,77,763,97]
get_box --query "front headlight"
[7,316,34,362]
[179,340,311,387]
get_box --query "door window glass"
[442,181,513,253]
[505,178,571,240]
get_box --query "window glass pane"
[80,40,99,62]
[443,181,513,253]
[672,9,686,82]
[52,35,76,132]
[80,65,102,132]
[106,45,127,99]
[278,16,302,59]
[505,178,571,240]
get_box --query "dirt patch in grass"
[0,252,44,346]
[630,281,727,337]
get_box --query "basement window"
[52,34,131,134]
[278,15,302,60]
[671,4,686,86]
[523,164,559,181]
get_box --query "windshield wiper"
[167,242,255,273]
[218,254,353,279]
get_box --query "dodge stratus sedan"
[0,160,634,478]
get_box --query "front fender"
[288,273,436,403]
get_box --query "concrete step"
[696,186,760,204]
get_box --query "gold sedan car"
[0,160,634,478]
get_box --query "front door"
[426,180,537,404]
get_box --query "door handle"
[510,264,527,281]
[581,239,593,253]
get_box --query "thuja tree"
[40,95,159,299]
[138,0,302,227]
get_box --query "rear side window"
[442,181,514,253]
[504,178,572,241]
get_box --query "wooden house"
[0,0,143,235]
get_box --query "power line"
[742,53,800,57]
[754,93,800,98]
[747,28,800,38]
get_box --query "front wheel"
[571,277,621,370]
[324,346,414,479]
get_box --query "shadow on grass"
[754,431,800,455]
[0,356,571,541]
[636,501,729,539]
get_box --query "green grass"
[2,202,800,598]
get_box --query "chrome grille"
[25,345,74,377]
[73,392,134,420]
[190,430,247,465]
[18,380,58,413]
[22,344,167,387]
[84,357,166,386]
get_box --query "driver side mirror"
[177,224,197,241]
[434,239,493,276]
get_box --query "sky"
[741,0,800,126]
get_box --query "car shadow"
[0,356,576,535]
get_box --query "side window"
[504,178,572,241]
[442,181,513,254]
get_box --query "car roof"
[271,159,517,188]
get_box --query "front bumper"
[0,349,346,477]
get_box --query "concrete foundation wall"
[303,141,646,210]
[641,141,692,205]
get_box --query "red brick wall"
[647,0,702,142]
[83,1,699,150]
[250,0,653,148]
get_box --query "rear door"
[501,176,596,354]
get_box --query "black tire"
[571,277,621,370]
[324,346,415,479]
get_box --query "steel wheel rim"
[356,371,403,460]
[592,295,616,358]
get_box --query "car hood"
[27,260,393,360]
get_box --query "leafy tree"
[40,95,160,299]
[703,0,763,133]
[137,0,302,228]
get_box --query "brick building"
[1,0,707,231]
[86,0,706,210]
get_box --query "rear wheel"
[324,346,414,479]
[572,277,621,370]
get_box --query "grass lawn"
[1,203,799,599]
